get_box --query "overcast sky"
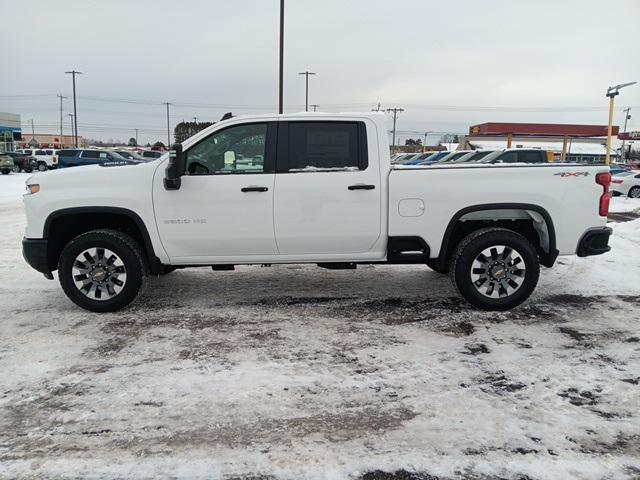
[2,0,640,145]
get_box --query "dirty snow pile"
[0,172,639,480]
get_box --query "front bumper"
[577,227,612,257]
[22,238,52,278]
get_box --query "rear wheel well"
[46,211,161,274]
[439,208,557,268]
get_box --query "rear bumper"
[22,238,51,275]
[577,227,612,257]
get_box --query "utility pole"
[278,0,285,114]
[311,104,319,112]
[162,102,172,147]
[65,70,82,147]
[621,107,631,163]
[298,71,316,112]
[57,95,67,148]
[386,107,404,148]
[135,128,139,146]
[66,114,74,141]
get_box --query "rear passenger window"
[45,150,53,155]
[59,150,78,157]
[287,122,366,171]
[81,150,99,159]
[35,150,46,155]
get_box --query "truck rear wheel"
[58,229,146,312]
[37,162,47,171]
[449,227,540,311]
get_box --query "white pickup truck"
[22,113,613,312]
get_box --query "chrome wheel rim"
[72,248,127,300]
[470,245,526,298]
[630,188,640,198]
[37,164,46,171]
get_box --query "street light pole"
[278,0,284,114]
[65,70,82,147]
[298,71,316,112]
[605,81,637,165]
[162,102,172,147]
[57,94,67,148]
[620,107,631,163]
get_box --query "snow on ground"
[1,172,639,480]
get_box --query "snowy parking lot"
[1,172,639,480]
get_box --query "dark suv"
[4,152,37,173]
[58,149,131,168]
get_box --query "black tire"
[24,168,33,173]
[1,170,9,175]
[449,227,540,311]
[426,258,449,274]
[629,186,640,199]
[58,229,147,312]
[37,162,47,172]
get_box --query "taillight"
[612,179,623,184]
[596,172,611,217]
[53,156,58,163]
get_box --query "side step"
[387,236,430,263]
[317,262,357,270]
[212,265,235,271]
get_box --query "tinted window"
[518,151,545,163]
[45,150,53,155]
[23,150,32,155]
[496,151,519,163]
[186,123,267,175]
[59,150,79,157]
[288,122,363,171]
[117,151,133,159]
[81,150,100,159]
[35,150,46,155]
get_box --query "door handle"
[241,186,269,192]
[348,184,375,190]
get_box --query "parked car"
[17,148,59,171]
[0,154,19,174]
[476,149,549,164]
[111,150,147,162]
[451,151,495,163]
[23,113,612,313]
[391,153,419,164]
[403,152,439,165]
[5,151,37,173]
[611,172,640,198]
[437,150,475,163]
[610,164,631,175]
[57,149,132,168]
[415,151,450,164]
[140,150,163,159]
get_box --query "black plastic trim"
[577,227,612,257]
[438,203,559,268]
[42,207,163,274]
[387,236,431,263]
[22,238,50,275]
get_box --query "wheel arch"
[438,203,558,268]
[43,207,162,274]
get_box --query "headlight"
[26,184,40,194]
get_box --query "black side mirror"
[164,143,185,190]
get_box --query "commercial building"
[0,112,22,152]
[461,122,622,163]
[16,133,81,149]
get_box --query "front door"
[273,121,382,255]
[153,122,278,261]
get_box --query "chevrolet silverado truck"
[22,113,612,312]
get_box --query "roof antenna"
[220,112,234,121]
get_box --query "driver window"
[186,123,267,175]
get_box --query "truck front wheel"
[58,229,146,312]
[449,228,540,311]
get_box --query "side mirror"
[164,143,185,190]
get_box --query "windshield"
[115,151,134,159]
[476,150,505,163]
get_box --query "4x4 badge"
[554,172,590,177]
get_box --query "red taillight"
[596,172,611,217]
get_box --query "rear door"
[272,120,381,255]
